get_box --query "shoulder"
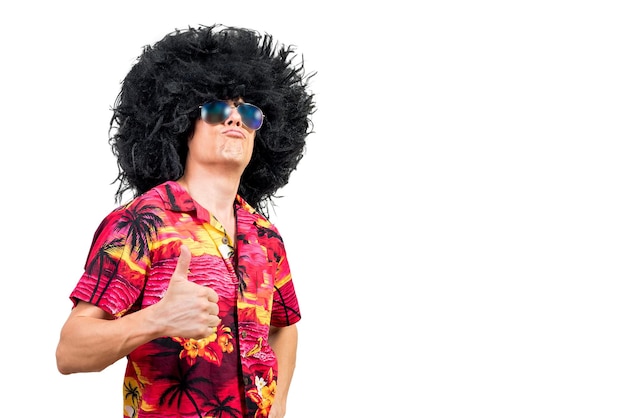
[94,183,177,231]
[236,197,281,235]
[115,181,193,214]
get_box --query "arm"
[267,324,298,418]
[56,245,220,374]
[56,300,166,373]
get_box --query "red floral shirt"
[69,181,301,417]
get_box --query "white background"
[1,1,625,417]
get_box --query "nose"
[225,105,243,127]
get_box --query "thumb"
[171,244,191,281]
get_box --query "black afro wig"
[109,24,316,216]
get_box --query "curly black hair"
[109,24,316,216]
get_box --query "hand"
[156,245,221,339]
[268,401,286,418]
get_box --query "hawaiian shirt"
[69,181,301,418]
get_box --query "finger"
[206,287,219,303]
[207,316,222,328]
[172,244,191,281]
[208,301,220,316]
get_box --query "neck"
[179,172,237,211]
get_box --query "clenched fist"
[156,245,221,339]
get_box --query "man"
[56,24,315,418]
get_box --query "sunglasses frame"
[198,100,265,131]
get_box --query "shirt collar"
[154,180,257,217]
[154,181,196,212]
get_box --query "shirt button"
[222,236,229,244]
[241,331,247,338]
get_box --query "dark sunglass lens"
[201,101,231,124]
[238,104,263,130]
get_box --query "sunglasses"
[199,101,265,131]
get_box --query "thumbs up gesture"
[156,245,221,339]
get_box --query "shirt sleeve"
[69,205,151,317]
[269,229,302,327]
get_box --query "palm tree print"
[87,203,164,305]
[157,361,212,416]
[115,203,164,260]
[124,378,141,418]
[205,395,240,418]
[86,237,125,304]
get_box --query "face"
[187,99,258,172]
